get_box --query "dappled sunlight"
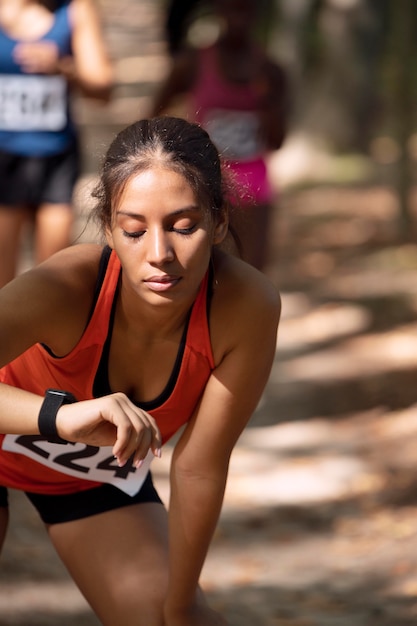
[280,324,417,383]
[222,408,398,510]
[316,244,417,300]
[321,267,417,300]
[370,405,417,441]
[278,184,398,220]
[279,296,371,352]
[271,186,411,295]
[238,412,379,452]
[199,404,417,616]
[268,133,375,188]
[226,449,367,506]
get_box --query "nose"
[147,227,174,264]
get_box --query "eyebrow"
[116,205,201,219]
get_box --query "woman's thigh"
[48,502,169,626]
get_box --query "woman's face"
[106,166,226,305]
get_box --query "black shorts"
[0,141,80,207]
[0,473,163,525]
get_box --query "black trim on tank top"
[93,297,190,410]
[93,259,214,409]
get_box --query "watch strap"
[38,388,76,444]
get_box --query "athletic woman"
[0,116,280,626]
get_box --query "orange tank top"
[0,248,215,495]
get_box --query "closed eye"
[122,230,145,239]
[172,224,197,235]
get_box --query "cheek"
[192,229,215,256]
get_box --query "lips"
[144,275,181,292]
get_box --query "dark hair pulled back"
[92,116,226,232]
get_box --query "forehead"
[114,167,199,212]
[123,167,193,193]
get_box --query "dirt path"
[4,182,417,626]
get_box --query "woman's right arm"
[0,245,161,466]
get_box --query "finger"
[146,413,162,457]
[132,429,153,469]
[107,394,161,466]
[116,399,161,461]
[133,413,162,460]
[128,412,159,465]
[112,421,135,466]
[111,405,151,465]
[109,396,139,463]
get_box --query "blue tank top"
[0,0,76,156]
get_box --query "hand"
[13,41,60,74]
[56,392,162,467]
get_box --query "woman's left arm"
[164,272,281,625]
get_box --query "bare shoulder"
[22,244,103,294]
[0,244,104,364]
[210,251,281,362]
[33,242,103,288]
[214,249,281,315]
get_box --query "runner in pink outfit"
[152,0,289,270]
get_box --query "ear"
[213,212,228,245]
[105,227,114,249]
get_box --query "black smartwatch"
[38,388,76,444]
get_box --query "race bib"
[2,434,153,496]
[205,109,263,160]
[0,75,67,131]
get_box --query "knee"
[100,570,168,626]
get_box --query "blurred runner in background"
[152,0,289,270]
[0,0,113,287]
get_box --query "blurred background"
[2,1,417,625]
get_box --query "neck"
[117,279,195,343]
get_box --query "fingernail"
[155,447,162,458]
[135,459,144,469]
